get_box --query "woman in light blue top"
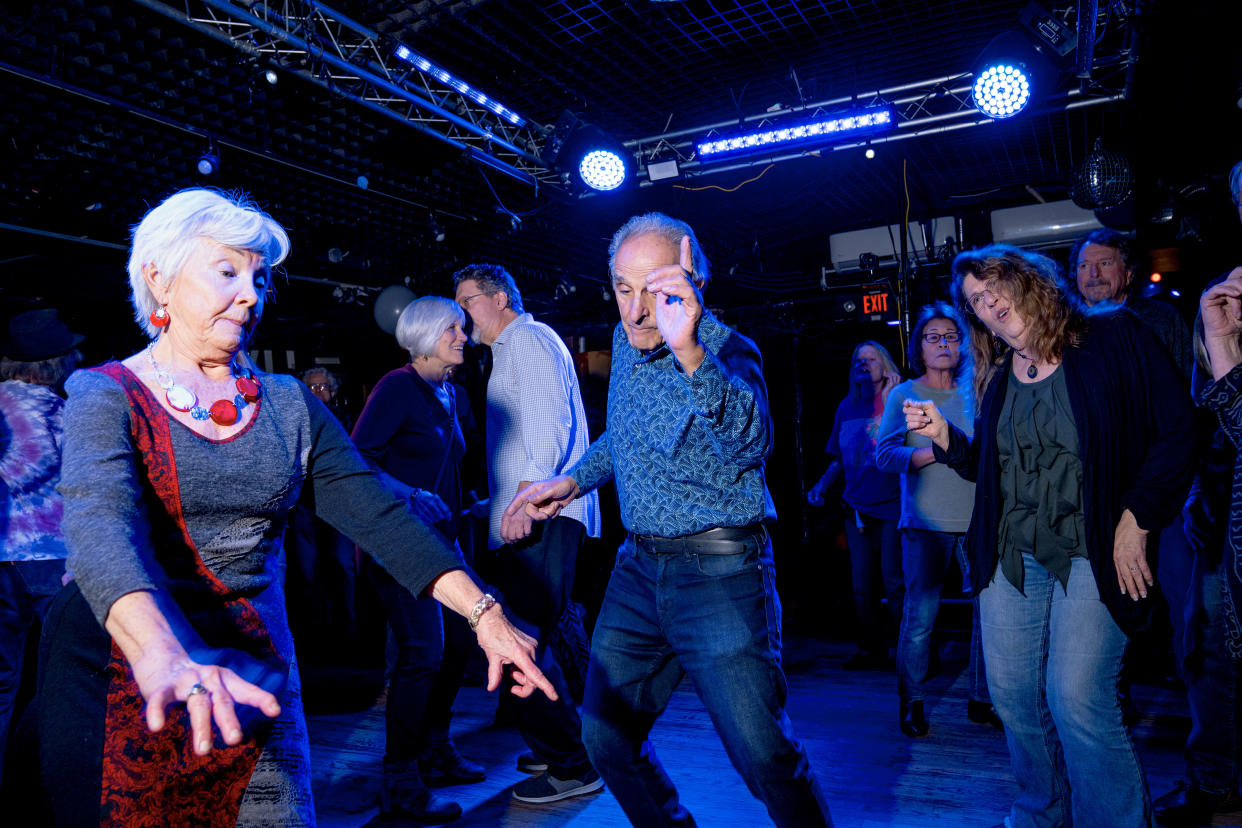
[877,302,997,738]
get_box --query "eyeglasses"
[922,331,961,344]
[457,292,486,307]
[965,286,1000,315]
[308,383,333,393]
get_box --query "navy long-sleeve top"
[352,364,466,540]
[935,308,1195,635]
[568,310,777,537]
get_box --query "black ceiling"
[1,0,1238,354]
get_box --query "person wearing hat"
[0,308,83,789]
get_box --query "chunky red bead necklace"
[146,344,261,426]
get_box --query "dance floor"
[306,634,1242,828]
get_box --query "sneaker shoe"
[515,752,548,774]
[512,769,604,804]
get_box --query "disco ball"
[1070,139,1133,210]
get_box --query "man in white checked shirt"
[452,264,603,804]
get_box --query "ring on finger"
[187,682,209,697]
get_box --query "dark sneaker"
[512,769,604,803]
[516,752,548,774]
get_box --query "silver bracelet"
[468,593,497,631]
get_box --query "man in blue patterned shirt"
[500,214,832,827]
[452,264,603,805]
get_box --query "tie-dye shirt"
[0,380,67,561]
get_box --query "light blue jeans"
[980,554,1153,828]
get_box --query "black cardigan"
[935,308,1195,635]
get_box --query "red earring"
[150,306,170,328]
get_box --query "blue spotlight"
[578,149,627,191]
[971,30,1054,120]
[696,106,895,160]
[973,64,1031,118]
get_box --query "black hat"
[2,309,85,361]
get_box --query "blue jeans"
[980,554,1152,828]
[582,529,831,828]
[843,510,903,656]
[1183,562,1241,795]
[897,529,989,705]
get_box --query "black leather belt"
[631,524,765,552]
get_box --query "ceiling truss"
[626,38,1132,186]
[131,0,560,190]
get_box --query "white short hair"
[608,212,711,286]
[128,188,291,338]
[395,296,465,361]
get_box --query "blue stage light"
[696,107,894,159]
[394,45,525,126]
[578,149,627,191]
[973,63,1031,118]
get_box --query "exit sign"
[861,284,895,321]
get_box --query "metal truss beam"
[627,48,1132,187]
[131,0,559,190]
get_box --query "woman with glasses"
[876,302,997,738]
[904,244,1193,827]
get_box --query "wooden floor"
[305,635,1242,828]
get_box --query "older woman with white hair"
[350,296,483,823]
[39,188,553,827]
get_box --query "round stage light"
[973,64,1031,119]
[195,152,219,176]
[578,149,627,192]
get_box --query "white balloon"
[373,285,417,335]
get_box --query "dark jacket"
[935,309,1195,635]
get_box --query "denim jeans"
[582,529,832,828]
[980,553,1152,828]
[897,529,989,705]
[843,510,903,656]
[1183,562,1241,795]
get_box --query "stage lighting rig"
[543,112,632,194]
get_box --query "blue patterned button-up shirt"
[568,310,776,537]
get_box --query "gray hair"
[395,296,466,361]
[608,212,711,286]
[128,188,291,339]
[451,263,524,314]
[301,365,339,391]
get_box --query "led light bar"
[696,107,895,159]
[394,45,526,127]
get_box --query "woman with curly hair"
[903,244,1194,827]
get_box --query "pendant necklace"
[146,343,261,426]
[1015,351,1039,379]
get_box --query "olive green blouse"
[996,366,1086,592]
